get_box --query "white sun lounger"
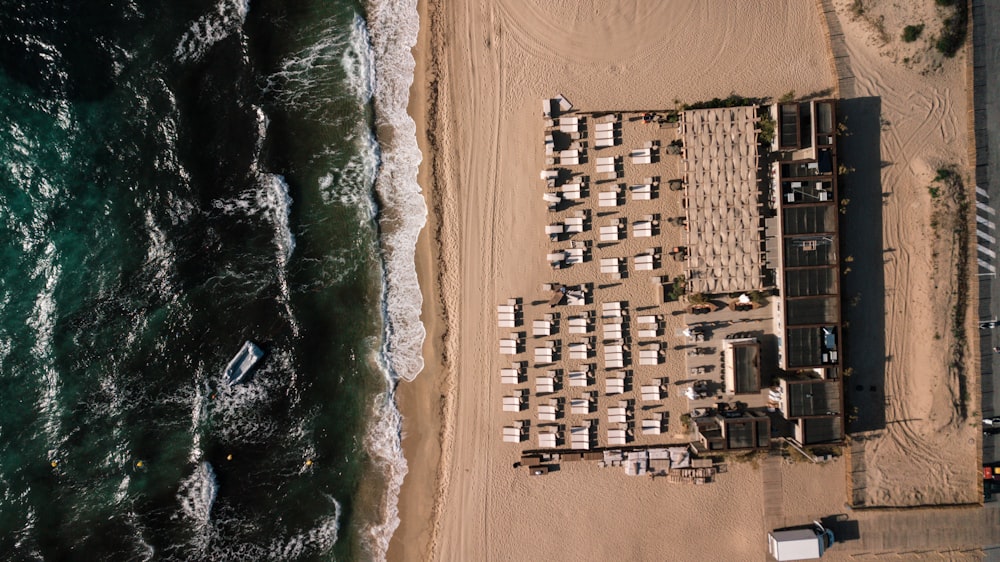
[641,385,662,401]
[503,395,521,412]
[500,339,518,355]
[564,216,584,232]
[568,342,589,360]
[570,426,591,449]
[595,136,616,148]
[538,431,557,448]
[568,316,590,333]
[637,315,657,324]
[599,225,620,241]
[501,368,520,384]
[536,375,555,394]
[538,403,557,421]
[606,377,625,394]
[631,184,652,201]
[635,254,654,271]
[570,398,590,414]
[561,183,581,200]
[642,419,662,435]
[595,122,615,132]
[503,426,522,443]
[600,257,620,273]
[545,224,564,235]
[568,370,589,387]
[565,248,584,265]
[638,328,658,338]
[533,319,552,337]
[598,191,619,207]
[630,148,652,164]
[540,169,558,180]
[603,324,623,339]
[534,346,553,364]
[632,220,652,237]
[608,428,627,446]
[608,406,628,424]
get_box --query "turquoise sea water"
[0,1,422,559]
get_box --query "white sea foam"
[360,350,408,560]
[174,0,250,63]
[366,0,426,383]
[27,244,64,452]
[177,461,219,530]
[267,497,340,559]
[354,0,423,558]
[259,173,299,337]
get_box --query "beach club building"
[681,99,845,450]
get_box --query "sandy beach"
[389,1,981,560]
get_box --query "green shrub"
[902,24,924,42]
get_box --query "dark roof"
[784,237,837,267]
[783,205,837,235]
[732,342,761,394]
[786,296,839,326]
[786,327,823,367]
[801,416,843,444]
[785,268,837,297]
[786,380,841,418]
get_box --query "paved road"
[974,0,1000,465]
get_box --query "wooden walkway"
[817,0,856,98]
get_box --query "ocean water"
[0,0,423,560]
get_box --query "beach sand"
[827,0,979,507]
[391,1,835,561]
[391,0,979,560]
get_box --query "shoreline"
[387,0,447,559]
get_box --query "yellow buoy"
[136,461,143,468]
[50,460,58,468]
[226,454,233,461]
[305,459,313,466]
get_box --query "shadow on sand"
[839,96,886,434]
